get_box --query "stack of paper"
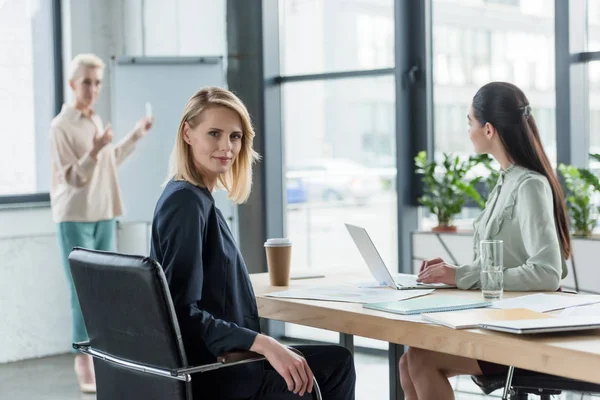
[422,308,551,329]
[363,295,491,315]
[478,316,600,335]
[561,303,600,317]
[492,293,600,313]
[265,285,433,304]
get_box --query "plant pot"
[432,225,458,233]
[573,231,592,238]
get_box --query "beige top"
[49,104,140,223]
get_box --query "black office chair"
[472,365,600,399]
[68,248,322,400]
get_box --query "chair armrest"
[177,347,322,399]
[176,351,265,375]
[217,351,264,364]
[72,341,91,352]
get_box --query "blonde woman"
[49,53,153,393]
[150,87,356,400]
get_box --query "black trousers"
[202,344,356,400]
[250,345,356,400]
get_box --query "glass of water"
[480,240,504,300]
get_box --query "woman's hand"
[90,124,113,159]
[134,116,154,139]
[419,257,444,273]
[250,334,314,396]
[417,259,457,285]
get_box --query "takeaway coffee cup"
[264,238,292,286]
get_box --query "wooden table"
[251,272,600,400]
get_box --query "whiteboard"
[111,56,235,228]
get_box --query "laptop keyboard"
[393,274,454,288]
[392,274,420,287]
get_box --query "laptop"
[344,223,456,290]
[478,316,600,334]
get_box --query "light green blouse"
[455,165,567,291]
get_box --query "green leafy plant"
[558,164,600,237]
[415,151,484,229]
[471,154,500,205]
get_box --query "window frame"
[0,0,64,206]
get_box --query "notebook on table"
[363,295,491,316]
[478,316,600,334]
[422,308,551,329]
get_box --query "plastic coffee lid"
[264,238,292,247]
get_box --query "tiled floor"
[0,351,597,399]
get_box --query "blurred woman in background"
[49,53,153,393]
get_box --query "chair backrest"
[68,248,192,400]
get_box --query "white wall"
[61,0,123,122]
[0,208,68,363]
[1,0,227,363]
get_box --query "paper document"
[392,314,430,324]
[265,286,433,304]
[351,275,453,289]
[561,303,600,317]
[478,316,600,335]
[350,280,390,289]
[492,293,600,313]
[422,308,550,329]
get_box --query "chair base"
[472,369,600,398]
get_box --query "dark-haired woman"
[398,82,571,400]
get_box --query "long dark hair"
[472,82,571,259]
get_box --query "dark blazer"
[150,180,263,398]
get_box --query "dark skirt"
[477,360,510,377]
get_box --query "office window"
[485,0,519,6]
[589,0,600,51]
[283,76,397,273]
[279,0,394,75]
[590,63,600,160]
[0,0,57,196]
[282,75,396,351]
[430,0,556,229]
[278,0,396,351]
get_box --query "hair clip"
[521,104,532,120]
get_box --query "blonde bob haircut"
[166,87,260,204]
[68,53,105,80]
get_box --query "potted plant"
[558,164,600,237]
[414,151,484,232]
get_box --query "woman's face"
[70,67,102,109]
[183,106,244,182]
[468,105,490,154]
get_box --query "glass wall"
[589,1,600,159]
[589,0,600,51]
[278,0,395,351]
[282,76,397,273]
[0,0,57,196]
[280,0,397,274]
[429,0,556,229]
[279,0,394,75]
